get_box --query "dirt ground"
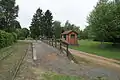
[69,48,120,69]
[15,41,120,80]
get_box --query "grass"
[43,72,84,80]
[43,72,108,80]
[0,41,30,80]
[70,40,120,60]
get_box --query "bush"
[12,32,17,42]
[0,30,17,49]
[19,37,25,40]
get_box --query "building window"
[64,34,66,40]
[71,34,75,38]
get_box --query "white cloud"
[16,0,98,29]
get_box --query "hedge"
[0,30,17,49]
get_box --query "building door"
[71,34,75,44]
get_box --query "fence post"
[48,38,50,45]
[52,39,53,46]
[66,44,69,57]
[55,38,57,47]
[55,39,56,47]
[60,40,62,50]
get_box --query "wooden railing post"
[52,39,53,46]
[49,39,51,45]
[49,38,50,45]
[60,40,62,50]
[66,44,69,57]
[55,38,57,48]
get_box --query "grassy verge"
[43,72,84,80]
[70,40,120,60]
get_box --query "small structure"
[61,30,78,45]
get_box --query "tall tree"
[44,10,53,38]
[64,20,74,30]
[87,0,120,43]
[53,21,62,39]
[63,20,80,33]
[22,28,29,38]
[30,8,43,39]
[0,0,19,32]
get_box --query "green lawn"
[70,40,120,60]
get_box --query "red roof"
[61,30,78,35]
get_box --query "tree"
[22,28,29,38]
[64,20,74,30]
[0,0,19,32]
[115,0,120,4]
[53,21,62,39]
[80,27,89,40]
[30,8,43,39]
[63,20,80,33]
[43,10,53,38]
[87,0,120,43]
[15,28,29,40]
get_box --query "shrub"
[19,37,25,40]
[12,32,17,42]
[0,30,17,49]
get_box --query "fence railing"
[42,38,78,64]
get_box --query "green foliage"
[87,0,120,43]
[30,8,53,39]
[19,37,25,40]
[11,32,17,42]
[0,0,20,32]
[15,28,29,40]
[53,21,62,39]
[43,73,83,80]
[63,20,80,33]
[22,28,29,38]
[30,8,43,39]
[44,10,53,38]
[0,30,17,49]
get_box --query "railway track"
[0,50,14,61]
[11,48,28,80]
[0,43,30,80]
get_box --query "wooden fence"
[42,38,78,64]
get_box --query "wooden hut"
[61,30,78,45]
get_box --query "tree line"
[86,0,120,43]
[30,8,81,39]
[0,0,29,40]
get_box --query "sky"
[16,0,98,30]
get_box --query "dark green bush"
[12,32,17,42]
[0,30,17,49]
[19,37,25,40]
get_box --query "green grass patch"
[70,40,120,60]
[43,72,84,80]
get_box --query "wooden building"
[61,30,78,45]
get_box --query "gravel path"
[33,41,120,80]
